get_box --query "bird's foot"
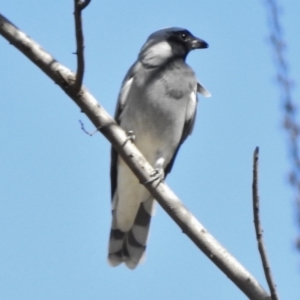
[144,168,165,185]
[123,130,136,146]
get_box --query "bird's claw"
[144,168,165,185]
[127,130,136,142]
[123,130,136,146]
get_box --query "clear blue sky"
[1,1,299,299]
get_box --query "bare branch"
[263,0,300,250]
[0,13,271,300]
[78,0,91,10]
[73,0,91,93]
[252,147,279,300]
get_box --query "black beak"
[190,37,208,49]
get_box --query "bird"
[108,27,210,269]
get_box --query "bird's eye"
[181,33,188,41]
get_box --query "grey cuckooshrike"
[108,27,210,269]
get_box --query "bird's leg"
[126,130,136,142]
[123,130,136,146]
[144,158,165,185]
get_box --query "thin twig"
[263,0,300,251]
[73,0,91,93]
[78,0,91,10]
[79,120,99,136]
[252,147,279,300]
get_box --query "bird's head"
[139,27,208,68]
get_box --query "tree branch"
[73,0,91,93]
[252,147,279,300]
[0,13,271,300]
[263,0,300,252]
[77,0,91,10]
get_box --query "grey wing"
[164,81,211,175]
[110,63,136,198]
[180,80,211,139]
[113,64,136,121]
[164,85,199,175]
